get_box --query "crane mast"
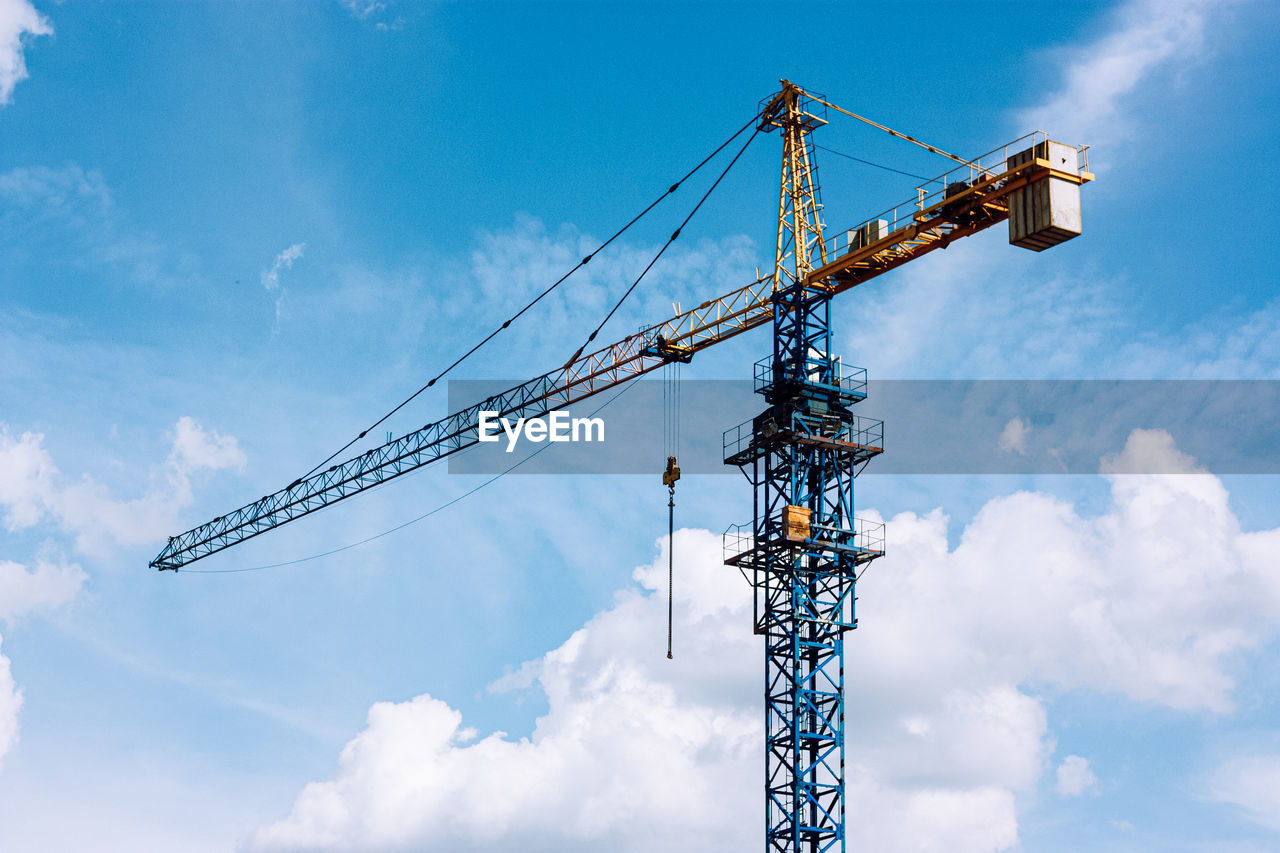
[722,81,875,853]
[150,81,1092,853]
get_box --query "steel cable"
[296,111,764,485]
[561,123,761,368]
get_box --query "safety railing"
[722,420,755,461]
[724,517,884,561]
[754,355,868,398]
[723,523,754,564]
[724,412,883,462]
[810,516,885,556]
[819,131,1090,261]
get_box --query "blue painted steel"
[724,280,884,852]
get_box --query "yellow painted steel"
[532,127,1093,415]
[376,87,1095,435]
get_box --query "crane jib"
[150,140,1089,571]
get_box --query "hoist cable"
[562,122,761,367]
[297,110,764,483]
[667,481,675,660]
[178,382,636,574]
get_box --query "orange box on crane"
[782,505,811,541]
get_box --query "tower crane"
[151,81,1092,853]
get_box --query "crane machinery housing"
[151,81,1092,853]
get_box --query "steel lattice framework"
[721,85,884,852]
[724,285,883,853]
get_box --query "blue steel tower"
[724,82,885,853]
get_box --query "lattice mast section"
[725,81,885,853]
[766,82,830,290]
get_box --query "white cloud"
[0,558,85,620]
[261,242,306,324]
[0,0,51,106]
[0,418,237,769]
[0,426,57,530]
[1017,0,1217,148]
[253,530,761,853]
[1056,755,1098,797]
[1206,754,1280,831]
[0,635,19,768]
[261,243,305,292]
[339,0,386,20]
[871,428,1280,713]
[842,778,1019,853]
[169,415,247,477]
[254,429,1280,851]
[0,418,245,556]
[998,417,1030,456]
[0,558,84,768]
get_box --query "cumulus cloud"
[0,558,85,619]
[0,636,18,768]
[1017,0,1217,148]
[1206,754,1280,831]
[1056,755,1098,797]
[253,530,761,853]
[0,417,246,555]
[169,414,247,476]
[870,428,1280,713]
[0,559,83,767]
[254,430,1280,852]
[0,0,51,106]
[0,425,57,530]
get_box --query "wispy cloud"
[0,0,52,106]
[0,164,184,289]
[1206,754,1280,831]
[1017,0,1218,148]
[261,242,306,325]
[339,0,386,21]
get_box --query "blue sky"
[2,0,1280,850]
